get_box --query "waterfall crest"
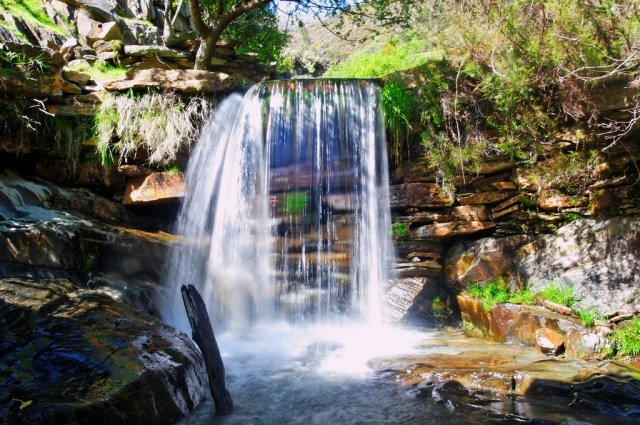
[163,80,393,331]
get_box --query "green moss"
[391,222,410,240]
[610,318,640,358]
[280,191,308,215]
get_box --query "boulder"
[62,68,91,85]
[0,277,206,424]
[103,69,232,94]
[123,172,186,205]
[445,235,534,290]
[88,21,124,47]
[457,295,608,358]
[390,183,454,209]
[534,328,565,355]
[517,218,640,316]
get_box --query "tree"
[187,0,411,70]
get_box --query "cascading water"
[163,80,393,331]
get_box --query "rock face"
[0,277,206,424]
[123,172,186,205]
[445,235,534,290]
[518,217,640,316]
[103,69,232,94]
[0,172,179,312]
[390,183,454,209]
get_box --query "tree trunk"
[181,284,233,415]
[162,0,174,42]
[194,35,216,70]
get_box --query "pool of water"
[179,323,633,425]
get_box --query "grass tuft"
[95,91,214,166]
[610,318,640,358]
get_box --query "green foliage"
[0,0,68,35]
[431,296,450,320]
[538,284,577,308]
[575,309,603,328]
[391,222,409,240]
[325,36,436,78]
[67,61,127,82]
[280,191,308,215]
[164,165,182,174]
[223,6,289,64]
[381,81,414,164]
[610,318,640,358]
[95,91,213,166]
[467,279,577,312]
[0,48,49,77]
[468,278,510,312]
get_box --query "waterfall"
[163,80,393,331]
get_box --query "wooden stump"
[181,284,233,415]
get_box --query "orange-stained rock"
[535,328,565,355]
[456,295,606,358]
[412,221,495,239]
[123,172,186,205]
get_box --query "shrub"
[610,318,640,358]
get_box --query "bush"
[610,318,640,358]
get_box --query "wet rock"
[517,218,640,316]
[535,328,565,355]
[123,172,186,205]
[389,183,454,209]
[0,277,206,424]
[0,172,178,283]
[445,235,534,290]
[377,335,640,420]
[103,69,232,94]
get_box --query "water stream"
[163,80,627,424]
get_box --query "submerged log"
[181,284,233,415]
